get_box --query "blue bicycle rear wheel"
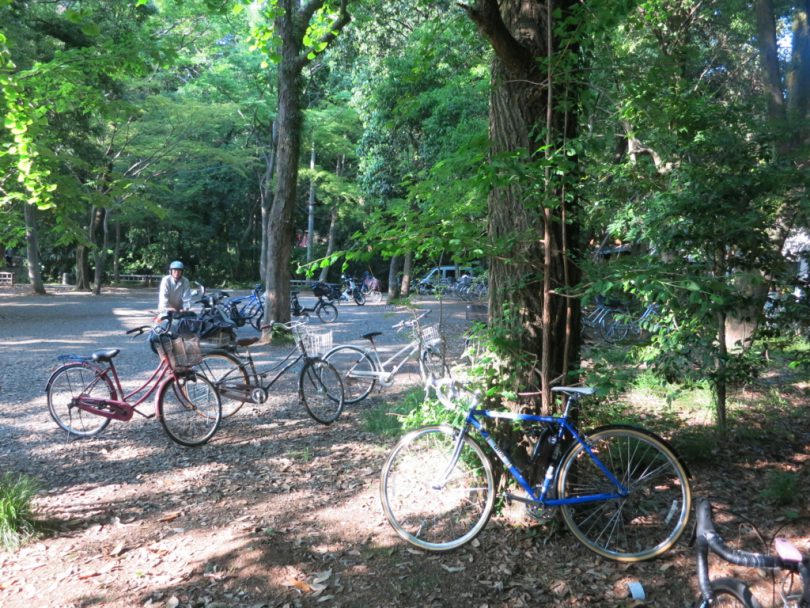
[556,425,691,562]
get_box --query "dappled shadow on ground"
[2,290,809,607]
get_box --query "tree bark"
[387,255,401,302]
[75,245,91,291]
[400,252,412,296]
[91,207,108,295]
[263,50,301,325]
[306,142,316,263]
[259,121,278,281]
[788,3,810,127]
[23,203,46,295]
[319,203,339,283]
[464,0,582,412]
[755,0,787,125]
[261,0,351,334]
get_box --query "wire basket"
[304,330,332,356]
[157,335,202,371]
[293,324,333,357]
[420,325,441,346]
[200,330,234,348]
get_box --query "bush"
[0,472,39,550]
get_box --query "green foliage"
[0,472,39,551]
[363,389,422,436]
[353,14,490,265]
[363,387,468,436]
[579,0,810,429]
[759,470,801,507]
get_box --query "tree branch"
[294,0,352,72]
[459,0,533,76]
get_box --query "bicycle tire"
[298,359,344,425]
[316,302,338,323]
[247,303,264,331]
[556,425,691,562]
[380,425,495,552]
[322,344,377,404]
[367,289,382,303]
[46,362,113,437]
[197,350,252,418]
[157,374,222,447]
[600,311,631,342]
[353,291,366,306]
[699,578,761,608]
[419,346,449,384]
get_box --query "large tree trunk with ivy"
[464,0,582,413]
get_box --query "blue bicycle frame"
[442,404,629,507]
[229,285,263,324]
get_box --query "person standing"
[158,260,191,313]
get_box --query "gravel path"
[0,285,481,608]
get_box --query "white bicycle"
[322,311,448,403]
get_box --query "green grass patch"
[0,472,39,551]
[363,389,424,436]
[363,388,468,436]
[759,470,801,507]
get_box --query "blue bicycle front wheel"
[380,425,495,552]
[556,425,692,562]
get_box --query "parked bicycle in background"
[322,310,448,403]
[291,285,339,323]
[340,274,365,305]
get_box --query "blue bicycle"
[224,284,264,330]
[380,382,692,561]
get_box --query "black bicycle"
[694,498,810,607]
[291,290,338,323]
[195,320,345,423]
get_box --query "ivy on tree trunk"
[463,0,583,413]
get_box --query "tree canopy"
[1,0,808,427]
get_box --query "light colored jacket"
[158,274,191,312]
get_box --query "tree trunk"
[755,0,787,126]
[723,1,809,348]
[23,203,46,295]
[263,54,301,326]
[306,142,316,263]
[113,221,121,282]
[319,203,339,283]
[259,0,351,335]
[387,255,401,302]
[788,2,810,125]
[91,206,108,295]
[259,121,278,281]
[465,0,582,412]
[75,245,91,291]
[714,311,729,436]
[400,252,412,296]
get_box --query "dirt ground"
[1,286,808,608]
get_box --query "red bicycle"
[45,325,222,447]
